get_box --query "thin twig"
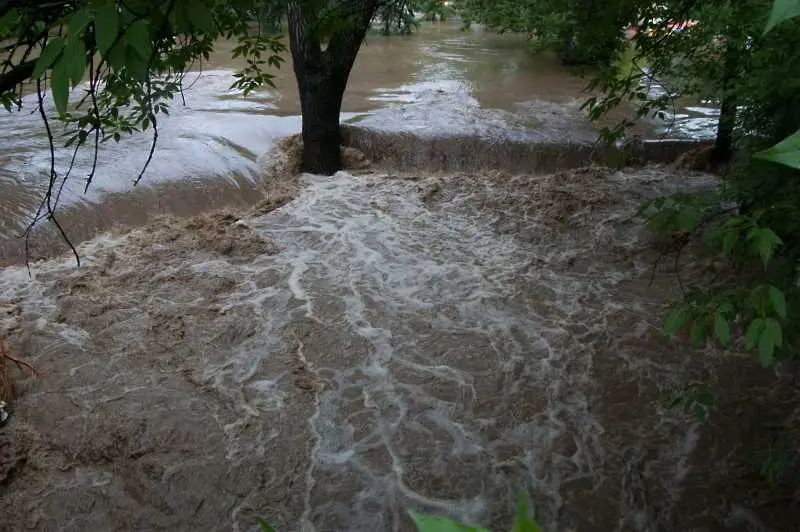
[52,134,84,210]
[132,0,176,186]
[35,77,80,266]
[85,54,101,192]
[133,114,157,186]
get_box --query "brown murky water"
[0,22,713,261]
[4,20,792,532]
[1,152,797,531]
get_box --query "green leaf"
[714,313,731,347]
[694,384,714,406]
[171,0,193,33]
[750,228,782,268]
[745,318,765,350]
[764,0,800,34]
[763,228,782,246]
[255,517,276,532]
[126,20,152,60]
[106,40,127,71]
[755,129,800,170]
[51,60,70,115]
[0,8,20,36]
[664,307,690,336]
[408,511,490,532]
[690,318,706,348]
[722,230,738,256]
[95,1,120,55]
[768,286,787,318]
[64,37,86,87]
[33,37,65,79]
[512,495,542,532]
[124,46,149,80]
[677,206,700,232]
[693,403,708,422]
[188,1,217,33]
[759,239,775,268]
[764,318,783,348]
[68,8,91,37]
[758,318,783,366]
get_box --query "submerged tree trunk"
[287,0,379,174]
[559,27,576,65]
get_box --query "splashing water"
[5,164,784,532]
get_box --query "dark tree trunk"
[712,43,739,165]
[287,0,379,175]
[713,93,736,165]
[560,27,576,65]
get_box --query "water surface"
[0,23,714,256]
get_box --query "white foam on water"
[232,171,633,529]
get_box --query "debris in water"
[275,134,372,175]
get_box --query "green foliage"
[375,0,418,35]
[752,433,793,488]
[0,0,286,239]
[764,0,800,33]
[95,1,121,54]
[256,517,276,532]
[510,495,542,532]
[409,512,491,532]
[631,1,800,406]
[411,494,541,532]
[650,211,791,361]
[667,381,715,421]
[420,0,454,22]
[256,495,543,532]
[231,34,285,95]
[457,0,627,65]
[33,38,65,80]
[755,128,800,170]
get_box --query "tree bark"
[287,0,378,175]
[712,42,739,165]
[713,92,736,165]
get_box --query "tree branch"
[0,60,35,94]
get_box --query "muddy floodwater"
[0,23,715,260]
[1,21,797,532]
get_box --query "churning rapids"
[0,22,797,532]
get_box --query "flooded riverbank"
[4,20,793,532]
[1,151,797,530]
[0,22,716,262]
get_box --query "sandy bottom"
[0,165,797,532]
